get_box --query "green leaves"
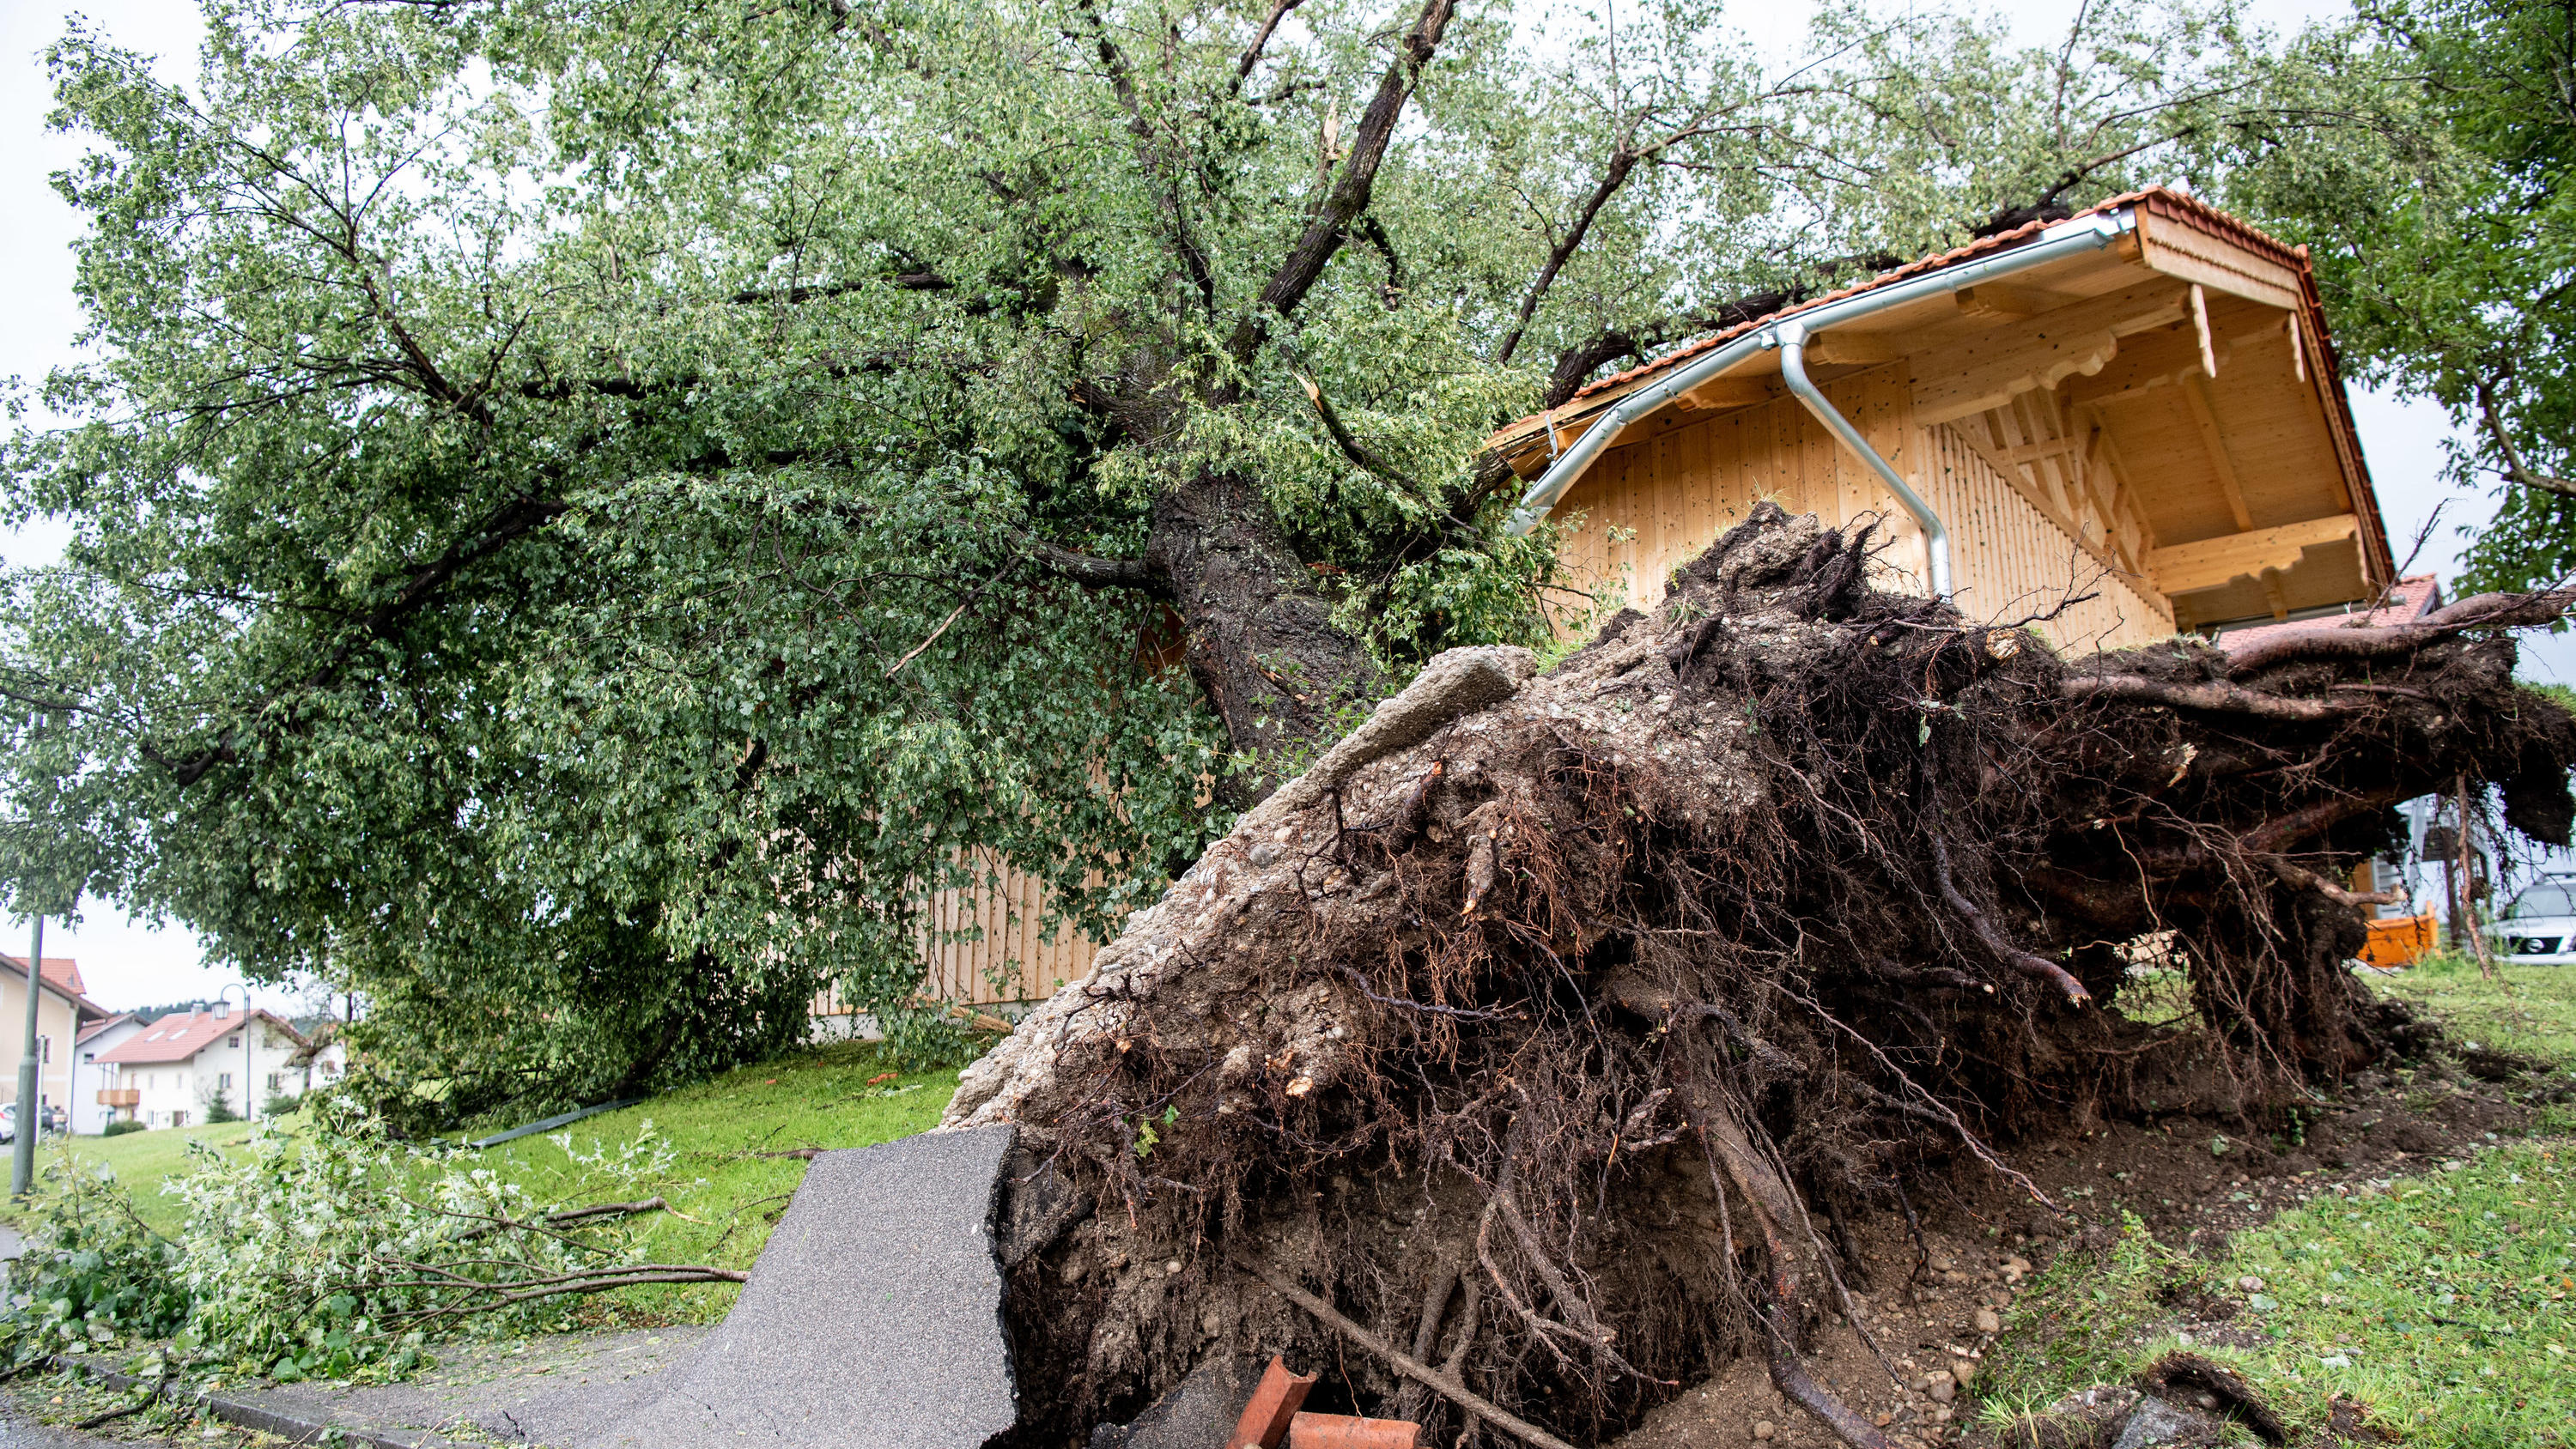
[2215,0,2576,591]
[0,0,2293,1110]
[0,1161,190,1367]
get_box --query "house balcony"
[95,1088,138,1107]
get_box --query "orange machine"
[2360,912,2437,968]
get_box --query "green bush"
[7,1097,679,1385]
[0,1160,191,1369]
[100,1119,146,1137]
[203,1088,241,1125]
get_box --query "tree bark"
[1145,468,1382,803]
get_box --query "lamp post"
[216,984,253,1125]
[12,913,40,1197]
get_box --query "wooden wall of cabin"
[1548,365,2175,651]
[809,854,1103,1019]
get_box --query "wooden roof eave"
[1485,189,2391,608]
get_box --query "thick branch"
[2060,673,2357,721]
[729,270,952,305]
[2223,588,2576,676]
[1297,374,1423,494]
[2477,376,2576,498]
[1233,0,1456,366]
[1029,541,1173,599]
[1496,151,1639,367]
[1234,0,1309,84]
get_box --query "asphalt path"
[0,1404,148,1446]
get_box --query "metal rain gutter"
[1502,210,2142,597]
[1772,318,1955,597]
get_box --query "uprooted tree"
[0,0,2293,1113]
[948,506,2576,1449]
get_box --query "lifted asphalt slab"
[500,1125,1019,1448]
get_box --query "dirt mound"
[945,505,2575,1448]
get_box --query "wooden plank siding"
[1550,364,2175,651]
[810,854,1104,1017]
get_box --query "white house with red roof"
[95,1004,313,1128]
[72,1014,148,1135]
[0,954,112,1135]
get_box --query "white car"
[2491,880,2576,965]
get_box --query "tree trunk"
[1146,467,1382,803]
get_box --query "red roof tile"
[2215,575,2441,653]
[0,955,88,999]
[98,1008,306,1065]
[76,1012,136,1046]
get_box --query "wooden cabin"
[834,189,2402,1015]
[1488,187,2397,651]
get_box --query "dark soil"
[948,506,2576,1449]
[1610,1047,2552,1449]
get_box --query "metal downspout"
[1502,211,2139,569]
[1771,320,1953,598]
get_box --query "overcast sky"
[0,0,2556,1003]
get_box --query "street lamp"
[216,984,254,1126]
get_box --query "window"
[216,1072,232,1091]
[266,1072,284,1093]
[2507,883,2576,919]
[227,1034,241,1050]
[38,1035,49,1064]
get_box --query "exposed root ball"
[946,504,2575,1448]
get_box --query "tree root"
[951,504,2576,1446]
[1245,1256,1580,1449]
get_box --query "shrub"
[162,1095,701,1382]
[203,1088,241,1125]
[3,1097,710,1385]
[100,1119,146,1137]
[0,1160,191,1368]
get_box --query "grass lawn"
[19,1039,958,1323]
[19,1121,265,1234]
[2382,950,2576,1064]
[1981,952,2576,1446]
[1981,1145,2575,1446]
[471,1040,958,1321]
